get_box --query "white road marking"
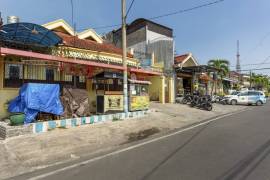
[29,109,249,180]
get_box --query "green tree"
[208,59,230,94]
[251,73,270,90]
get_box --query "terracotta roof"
[174,54,190,64]
[55,31,133,58]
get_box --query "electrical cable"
[126,0,135,18]
[77,0,226,30]
[149,0,225,20]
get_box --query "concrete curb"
[0,110,150,139]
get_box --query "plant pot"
[10,113,25,126]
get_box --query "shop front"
[128,79,151,111]
[0,21,161,124]
[95,71,124,114]
[174,53,199,96]
[175,65,219,96]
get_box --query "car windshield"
[231,91,239,95]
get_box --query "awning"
[0,23,62,47]
[0,47,124,70]
[128,79,152,84]
[175,65,220,73]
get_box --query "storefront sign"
[130,96,149,111]
[52,47,138,67]
[104,95,124,112]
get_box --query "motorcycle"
[212,95,228,105]
[190,94,200,107]
[181,93,193,104]
[191,95,213,111]
[201,95,213,111]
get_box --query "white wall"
[146,30,173,43]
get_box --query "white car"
[228,91,267,105]
[223,91,241,104]
[224,91,240,99]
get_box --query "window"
[9,66,20,79]
[46,68,54,81]
[231,91,239,95]
[141,85,148,96]
[248,91,258,96]
[5,64,23,79]
[239,92,248,96]
[4,63,23,88]
[79,76,85,83]
[3,58,86,89]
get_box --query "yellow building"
[0,19,171,119]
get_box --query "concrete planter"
[0,110,150,139]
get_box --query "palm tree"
[208,59,230,94]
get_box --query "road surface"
[14,103,270,180]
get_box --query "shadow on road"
[141,123,211,180]
[215,138,270,180]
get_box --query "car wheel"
[256,100,263,106]
[231,100,237,105]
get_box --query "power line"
[126,0,135,18]
[77,0,226,30]
[240,67,270,72]
[255,56,270,68]
[230,62,270,67]
[149,0,225,20]
[242,31,270,60]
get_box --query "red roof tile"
[174,54,190,64]
[55,32,133,58]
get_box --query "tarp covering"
[8,83,63,124]
[61,87,91,118]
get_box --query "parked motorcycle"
[212,95,228,105]
[201,95,213,111]
[191,95,213,111]
[190,94,200,107]
[181,93,193,104]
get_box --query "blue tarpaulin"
[8,83,63,124]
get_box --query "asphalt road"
[15,103,270,180]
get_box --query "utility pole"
[236,40,241,73]
[0,12,3,55]
[249,70,252,89]
[0,12,3,29]
[122,0,128,115]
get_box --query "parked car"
[228,91,267,105]
[223,91,241,104]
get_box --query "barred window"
[5,64,23,79]
[4,63,23,88]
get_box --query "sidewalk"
[0,103,247,179]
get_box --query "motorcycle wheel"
[181,98,188,104]
[206,104,213,111]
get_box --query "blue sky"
[1,0,270,74]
